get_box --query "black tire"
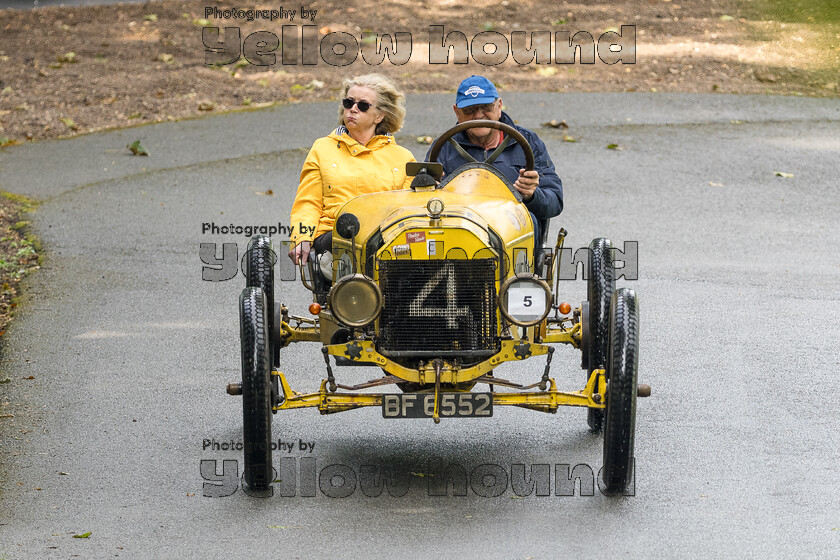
[602,288,639,495]
[245,236,275,359]
[245,236,280,408]
[587,238,615,431]
[239,287,273,494]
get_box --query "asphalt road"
[0,93,838,559]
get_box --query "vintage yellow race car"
[228,120,648,496]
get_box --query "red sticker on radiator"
[406,231,426,244]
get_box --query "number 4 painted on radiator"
[408,263,469,328]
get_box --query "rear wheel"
[239,287,273,495]
[587,238,615,431]
[602,288,639,495]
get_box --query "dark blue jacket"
[426,111,564,222]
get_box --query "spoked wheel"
[245,235,280,409]
[586,238,615,431]
[601,288,639,495]
[239,287,273,495]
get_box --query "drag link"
[336,375,403,391]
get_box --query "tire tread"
[587,238,615,430]
[602,288,639,494]
[240,287,272,492]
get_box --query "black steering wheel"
[427,119,535,202]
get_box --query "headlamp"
[329,274,383,327]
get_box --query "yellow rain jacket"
[290,129,415,245]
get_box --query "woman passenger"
[288,74,415,264]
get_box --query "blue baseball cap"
[455,75,499,108]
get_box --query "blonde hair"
[338,74,406,135]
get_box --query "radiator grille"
[378,259,497,356]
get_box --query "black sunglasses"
[461,102,496,116]
[342,97,376,112]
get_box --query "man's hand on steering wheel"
[514,169,539,201]
[427,119,535,203]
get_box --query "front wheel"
[239,287,273,495]
[601,288,639,495]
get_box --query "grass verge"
[0,193,42,338]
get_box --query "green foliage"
[1,192,38,212]
[749,0,840,23]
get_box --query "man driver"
[426,75,563,246]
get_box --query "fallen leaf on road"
[127,140,149,156]
[542,119,568,129]
[72,532,92,538]
[606,143,623,150]
[774,171,794,178]
[709,181,724,187]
